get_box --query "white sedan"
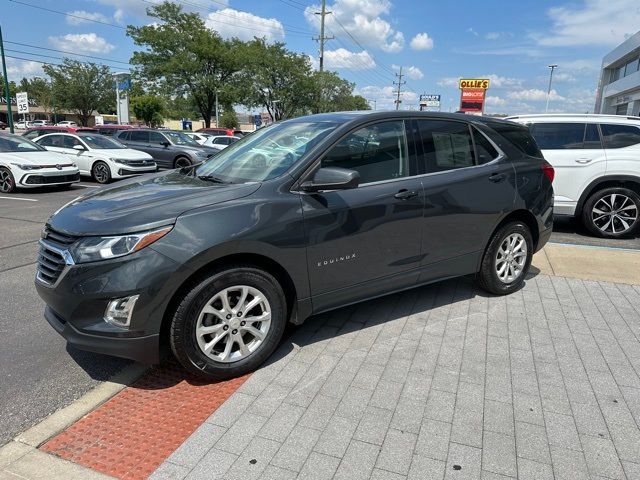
[0,133,80,193]
[184,132,211,145]
[55,121,78,127]
[34,132,157,184]
[202,135,241,150]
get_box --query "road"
[0,181,638,446]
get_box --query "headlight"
[109,157,128,164]
[69,226,172,263]
[11,163,40,170]
[195,151,208,158]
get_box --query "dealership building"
[594,30,640,115]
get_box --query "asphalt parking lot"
[0,180,639,448]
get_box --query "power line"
[4,49,129,71]
[4,41,131,66]
[7,0,126,29]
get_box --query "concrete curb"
[0,363,148,479]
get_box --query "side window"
[417,120,474,172]
[322,121,407,184]
[48,135,66,148]
[148,132,166,144]
[528,123,585,150]
[62,136,81,149]
[472,128,499,164]
[583,124,602,149]
[37,136,55,147]
[22,130,39,139]
[118,131,130,141]
[600,124,640,149]
[130,131,149,143]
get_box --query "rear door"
[410,119,516,272]
[528,122,605,215]
[147,131,174,168]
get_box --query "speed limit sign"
[16,92,29,114]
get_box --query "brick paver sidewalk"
[151,274,640,480]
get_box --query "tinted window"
[62,136,82,149]
[36,136,56,147]
[0,134,45,152]
[583,124,602,149]
[22,130,39,139]
[492,124,542,157]
[130,131,149,143]
[529,123,585,150]
[472,128,499,164]
[118,131,130,141]
[149,131,166,144]
[99,128,116,136]
[417,120,474,172]
[600,124,640,149]
[322,121,407,184]
[80,135,126,149]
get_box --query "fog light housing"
[104,295,139,328]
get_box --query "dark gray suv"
[35,112,554,379]
[115,128,218,168]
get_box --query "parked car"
[114,128,219,168]
[34,132,157,184]
[202,135,241,150]
[56,121,78,127]
[31,120,51,127]
[35,112,553,379]
[0,133,80,193]
[22,126,98,140]
[15,121,32,129]
[508,114,640,238]
[0,120,6,130]
[196,127,234,136]
[95,124,134,136]
[184,132,211,145]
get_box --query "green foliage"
[0,75,17,100]
[312,71,371,113]
[219,109,239,129]
[43,59,114,126]
[131,95,165,127]
[19,77,53,112]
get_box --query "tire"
[581,187,640,239]
[477,221,533,295]
[174,156,192,169]
[92,161,112,184]
[170,266,287,380]
[0,167,16,193]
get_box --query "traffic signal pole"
[0,24,14,133]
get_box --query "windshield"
[79,134,127,149]
[194,121,337,182]
[165,131,200,146]
[0,134,46,152]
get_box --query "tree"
[0,75,17,100]
[219,109,239,129]
[19,77,53,114]
[239,39,316,121]
[127,2,243,127]
[312,71,371,113]
[43,60,114,126]
[131,95,165,127]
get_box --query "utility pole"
[393,66,405,111]
[215,91,219,127]
[0,24,14,133]
[314,0,333,72]
[369,99,376,110]
[545,64,557,113]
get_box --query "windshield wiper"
[197,175,231,184]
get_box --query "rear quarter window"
[600,123,640,148]
[492,124,543,158]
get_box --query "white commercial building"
[595,31,640,115]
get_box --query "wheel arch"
[173,154,192,168]
[576,175,640,215]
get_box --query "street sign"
[458,79,490,114]
[420,94,441,108]
[254,114,262,127]
[16,92,29,114]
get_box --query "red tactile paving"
[41,362,249,480]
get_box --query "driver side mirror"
[72,144,86,151]
[300,167,360,192]
[161,141,171,147]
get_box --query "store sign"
[420,94,441,107]
[459,78,490,89]
[16,92,29,114]
[459,88,486,113]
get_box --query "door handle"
[489,173,506,183]
[394,189,419,200]
[575,158,593,164]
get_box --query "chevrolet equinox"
[35,112,554,379]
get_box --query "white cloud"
[99,0,229,19]
[305,0,405,53]
[485,95,506,106]
[6,59,43,77]
[507,88,565,102]
[535,0,640,47]
[467,28,479,37]
[205,9,284,42]
[355,85,418,109]
[66,11,109,26]
[324,49,375,70]
[393,65,423,80]
[410,33,433,51]
[113,9,124,23]
[48,33,115,54]
[552,72,576,83]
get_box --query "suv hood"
[47,170,261,236]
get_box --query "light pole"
[0,24,14,133]
[545,64,558,113]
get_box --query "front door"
[300,120,424,311]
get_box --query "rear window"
[529,123,585,150]
[493,124,543,158]
[600,123,640,149]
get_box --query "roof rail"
[506,113,640,120]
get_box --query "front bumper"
[18,169,80,187]
[113,164,158,178]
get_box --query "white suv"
[508,114,640,238]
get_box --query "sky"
[2,0,640,114]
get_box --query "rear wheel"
[92,161,112,184]
[477,221,533,295]
[170,266,287,379]
[581,187,640,238]
[0,167,15,193]
[174,156,192,169]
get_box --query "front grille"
[25,173,80,185]
[37,227,78,285]
[118,168,155,176]
[123,159,154,166]
[42,226,78,247]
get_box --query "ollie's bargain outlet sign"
[458,78,490,114]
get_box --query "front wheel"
[92,161,112,184]
[0,167,16,193]
[477,221,533,295]
[581,187,640,238]
[174,156,192,169]
[170,267,287,380]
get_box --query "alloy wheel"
[93,163,110,183]
[0,169,13,193]
[195,285,271,363]
[591,193,638,235]
[495,233,527,283]
[175,158,191,169]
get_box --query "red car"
[22,125,98,140]
[196,127,234,136]
[95,124,134,136]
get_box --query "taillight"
[542,161,554,183]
